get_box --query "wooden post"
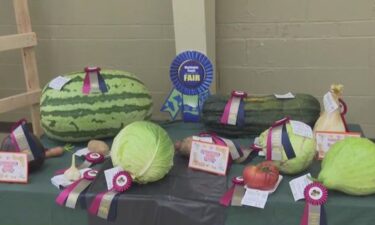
[172,0,217,93]
[12,0,42,136]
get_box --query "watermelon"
[40,70,153,142]
[202,94,320,136]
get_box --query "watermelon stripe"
[41,92,151,106]
[41,104,152,118]
[66,73,144,85]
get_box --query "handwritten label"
[0,152,28,183]
[323,92,339,113]
[104,166,124,190]
[316,131,361,159]
[188,141,229,176]
[274,92,295,99]
[289,173,313,201]
[48,76,71,90]
[74,148,90,157]
[241,188,269,208]
[290,120,313,139]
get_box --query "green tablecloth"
[0,122,372,225]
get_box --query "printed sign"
[188,141,229,176]
[0,152,28,183]
[316,131,361,159]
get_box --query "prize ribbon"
[300,182,328,225]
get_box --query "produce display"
[111,121,174,184]
[313,84,348,133]
[40,70,153,142]
[202,94,321,136]
[317,138,375,196]
[256,123,316,175]
[243,161,279,190]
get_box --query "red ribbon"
[339,98,349,132]
[266,117,290,160]
[219,176,244,206]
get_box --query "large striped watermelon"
[40,70,152,142]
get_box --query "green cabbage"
[257,123,316,175]
[318,138,375,195]
[111,121,174,184]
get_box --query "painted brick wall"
[1,0,375,137]
[216,0,375,138]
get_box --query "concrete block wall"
[1,0,375,137]
[216,0,375,138]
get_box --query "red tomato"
[242,161,279,190]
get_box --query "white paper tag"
[274,92,295,99]
[192,136,213,143]
[290,120,313,139]
[51,168,90,189]
[241,188,269,208]
[104,166,124,190]
[289,173,313,201]
[48,76,71,90]
[323,92,339,113]
[74,147,90,157]
[245,175,283,194]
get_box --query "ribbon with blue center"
[300,182,328,225]
[10,119,43,162]
[161,51,213,122]
[82,66,108,94]
[266,117,296,161]
[220,91,247,127]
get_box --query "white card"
[48,76,71,90]
[104,166,124,190]
[51,168,90,189]
[289,173,313,201]
[192,136,213,143]
[241,188,269,208]
[245,175,283,194]
[290,120,313,139]
[74,147,90,157]
[274,92,295,99]
[323,92,339,113]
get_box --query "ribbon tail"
[97,73,108,93]
[219,184,235,207]
[160,89,182,120]
[236,99,245,127]
[266,127,273,160]
[220,97,233,124]
[88,191,107,215]
[82,73,91,94]
[320,205,327,225]
[55,179,82,206]
[107,192,121,221]
[300,203,309,225]
[182,94,200,122]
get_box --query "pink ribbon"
[266,117,290,160]
[339,98,349,132]
[56,178,82,205]
[82,71,91,94]
[219,176,244,206]
[9,119,28,152]
[88,190,108,215]
[220,91,247,125]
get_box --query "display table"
[0,122,371,225]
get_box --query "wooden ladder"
[0,0,42,136]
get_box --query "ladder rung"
[0,32,37,52]
[0,90,41,113]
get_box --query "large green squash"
[40,70,152,142]
[318,138,375,196]
[201,94,320,136]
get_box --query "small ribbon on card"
[199,132,243,161]
[82,67,108,94]
[220,176,244,206]
[220,91,247,127]
[89,171,132,221]
[300,182,328,225]
[266,117,296,161]
[56,169,98,209]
